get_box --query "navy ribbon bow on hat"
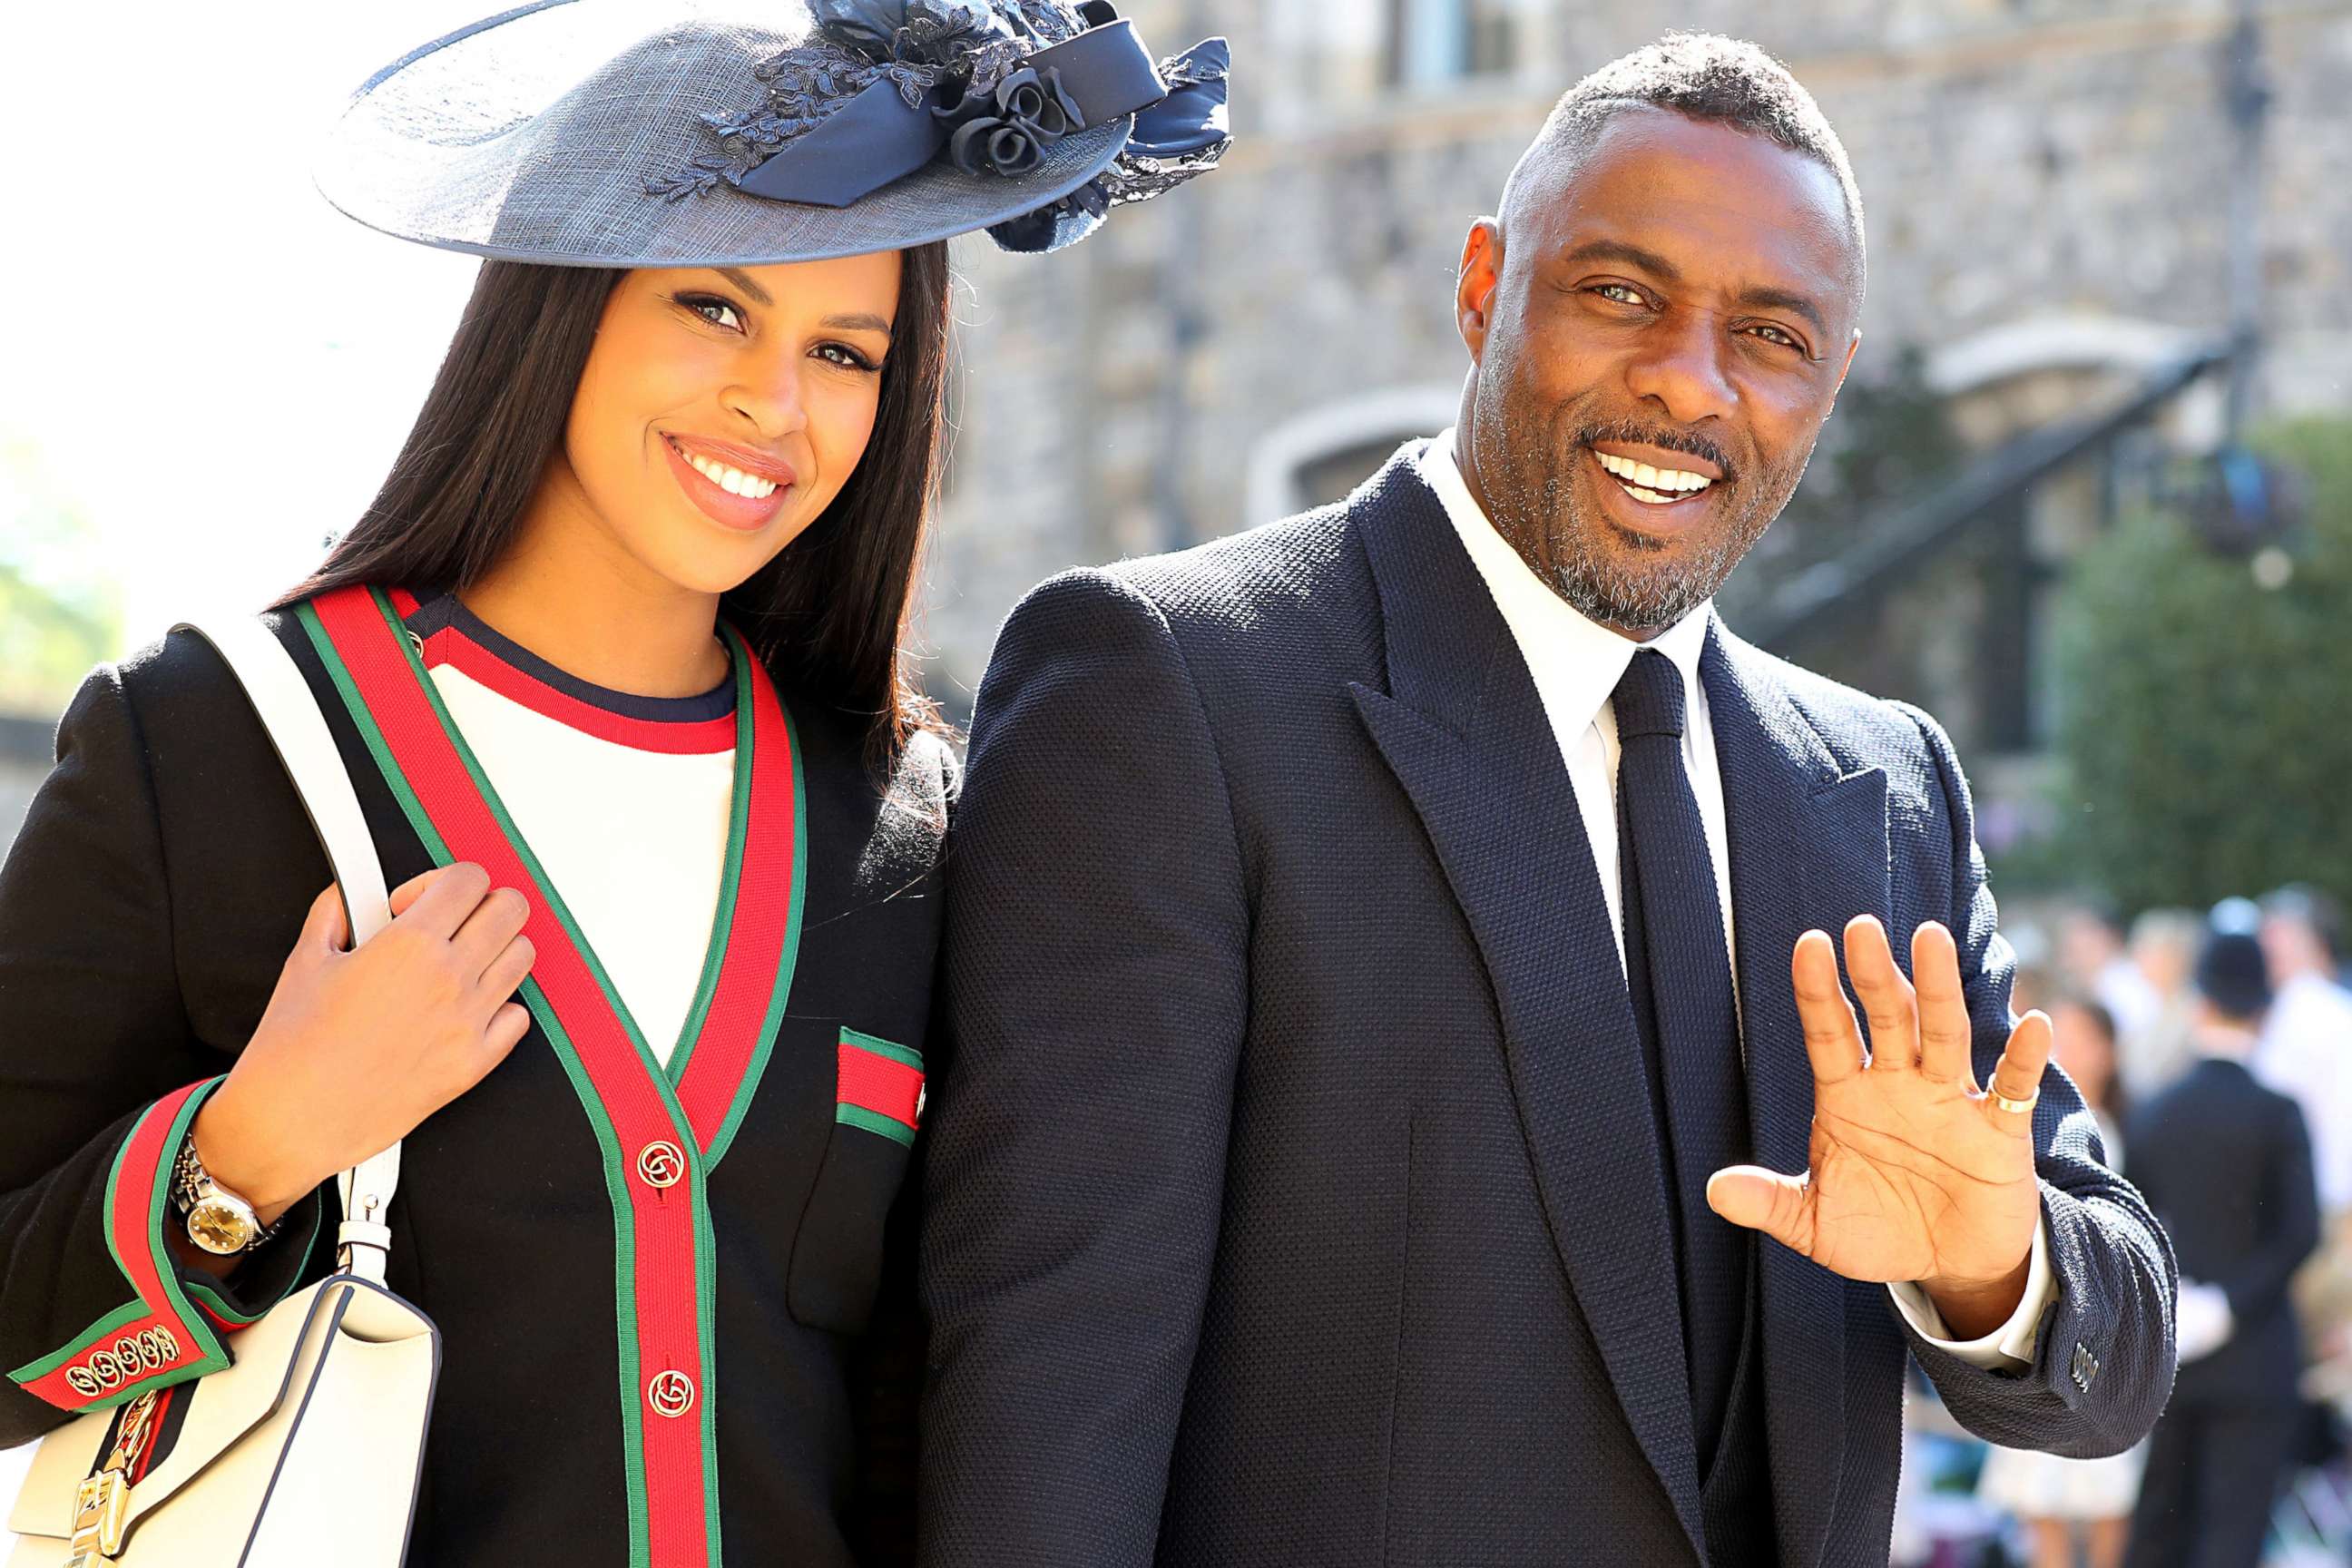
[655,0,1230,253]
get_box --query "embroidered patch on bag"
[835,1029,924,1147]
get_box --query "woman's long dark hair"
[278,243,955,769]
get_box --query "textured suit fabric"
[2123,1056,2319,1568]
[921,445,2178,1568]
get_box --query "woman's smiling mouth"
[662,433,799,532]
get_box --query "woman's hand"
[191,864,536,1221]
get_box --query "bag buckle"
[66,1469,128,1563]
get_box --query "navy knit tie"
[1612,649,1751,1475]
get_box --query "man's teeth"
[1594,449,1713,499]
[682,447,780,499]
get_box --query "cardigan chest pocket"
[787,1028,926,1333]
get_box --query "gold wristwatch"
[170,1135,280,1255]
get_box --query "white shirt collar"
[1418,426,1714,738]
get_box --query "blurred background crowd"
[4,0,2349,1561]
[1896,889,2352,1566]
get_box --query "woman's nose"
[720,358,810,440]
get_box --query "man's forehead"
[1516,109,1859,311]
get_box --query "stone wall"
[920,0,2352,719]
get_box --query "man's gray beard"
[1474,405,1794,634]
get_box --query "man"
[922,34,2174,1568]
[2125,926,2319,1568]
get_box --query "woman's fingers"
[1843,915,1917,1072]
[482,1000,533,1062]
[1984,1009,2054,1138]
[1911,922,1975,1087]
[301,883,350,956]
[474,934,537,1015]
[453,886,531,980]
[1791,928,1864,1086]
[391,861,494,939]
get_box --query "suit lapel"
[1348,450,1706,1554]
[1701,622,1888,1568]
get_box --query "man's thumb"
[1705,1165,1812,1254]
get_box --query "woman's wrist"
[189,1093,314,1225]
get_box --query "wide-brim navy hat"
[316,0,1230,264]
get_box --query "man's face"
[1456,109,1862,635]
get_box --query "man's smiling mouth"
[1592,448,1716,505]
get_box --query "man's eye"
[1592,282,1648,307]
[1747,323,1802,351]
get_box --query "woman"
[1978,996,2142,1568]
[0,2,1228,1563]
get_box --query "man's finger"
[1706,1166,1816,1259]
[1984,1010,2054,1137]
[1912,922,1975,1087]
[1791,929,1864,1085]
[1844,915,1917,1072]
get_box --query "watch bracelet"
[171,1129,288,1251]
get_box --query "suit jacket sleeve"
[919,571,1250,1568]
[1889,704,2178,1458]
[0,662,321,1448]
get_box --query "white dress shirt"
[2256,971,2352,1211]
[1420,428,2053,1369]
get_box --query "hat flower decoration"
[317,0,1230,265]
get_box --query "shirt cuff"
[1885,1214,2053,1368]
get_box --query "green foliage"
[0,436,120,715]
[2043,416,2352,914]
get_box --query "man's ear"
[1821,328,1863,422]
[1456,219,1503,362]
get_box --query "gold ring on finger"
[1991,1085,2039,1115]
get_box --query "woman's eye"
[681,295,744,332]
[814,343,880,373]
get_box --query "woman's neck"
[459,490,730,700]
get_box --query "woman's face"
[550,251,904,595]
[2050,1002,2117,1100]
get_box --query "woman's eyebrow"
[714,265,773,305]
[820,311,894,336]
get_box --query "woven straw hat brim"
[314,0,1132,267]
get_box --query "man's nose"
[1620,308,1740,429]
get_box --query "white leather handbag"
[6,615,440,1567]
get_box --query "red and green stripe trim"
[836,1030,925,1148]
[299,584,804,1568]
[387,587,736,755]
[8,1083,233,1411]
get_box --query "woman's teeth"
[681,446,780,499]
[1594,449,1714,505]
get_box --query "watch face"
[187,1195,260,1255]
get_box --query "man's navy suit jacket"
[920,446,2177,1567]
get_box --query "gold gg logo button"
[61,1328,180,1399]
[647,1369,697,1418]
[636,1142,686,1190]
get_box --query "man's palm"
[1707,917,2049,1306]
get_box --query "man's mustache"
[1571,420,1739,485]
